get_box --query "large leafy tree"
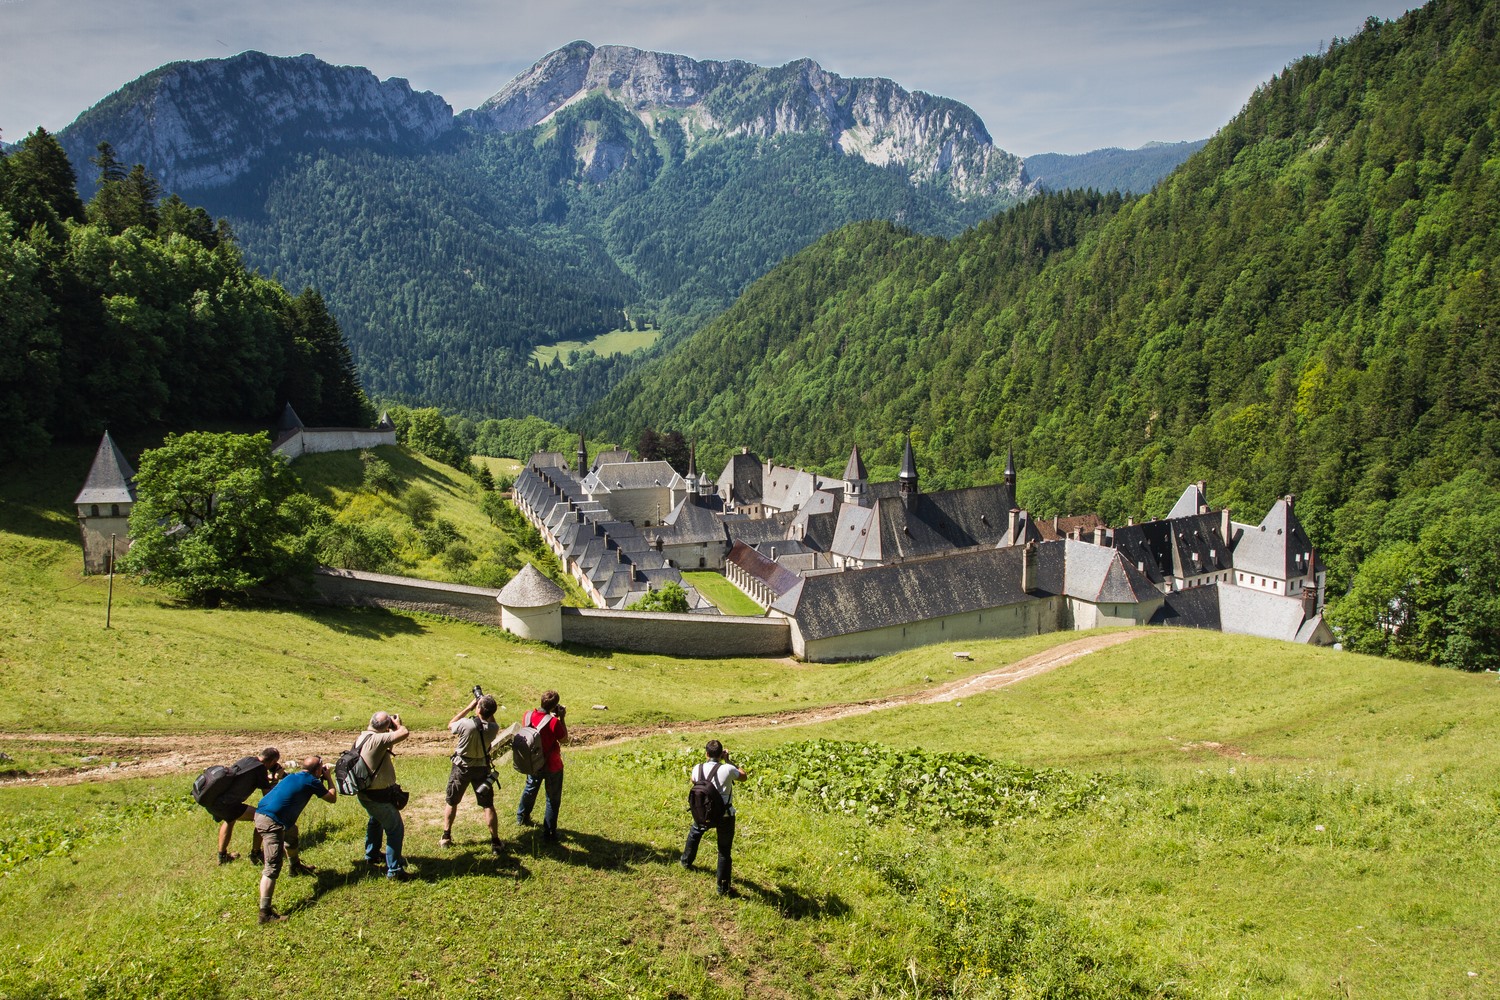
[122,431,319,605]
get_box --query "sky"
[1,0,1417,156]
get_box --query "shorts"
[445,762,496,808]
[208,798,251,824]
[253,813,298,880]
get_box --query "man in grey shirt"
[441,693,503,854]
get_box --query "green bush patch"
[624,739,1109,829]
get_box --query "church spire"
[843,444,869,507]
[576,429,588,475]
[1004,444,1016,491]
[899,431,919,506]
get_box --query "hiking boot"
[489,839,504,857]
[439,833,453,849]
[364,856,385,869]
[218,851,239,865]
[258,908,287,924]
[516,816,535,827]
[679,859,692,870]
[387,870,412,883]
[290,860,318,877]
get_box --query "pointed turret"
[277,402,304,433]
[1004,444,1016,490]
[898,431,919,507]
[576,429,588,475]
[843,444,869,507]
[74,431,137,574]
[685,442,699,492]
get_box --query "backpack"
[334,733,378,796]
[191,757,259,810]
[509,712,554,777]
[688,760,727,826]
[191,764,236,809]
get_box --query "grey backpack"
[509,713,554,776]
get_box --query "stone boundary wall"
[274,427,398,461]
[286,569,793,657]
[563,608,790,657]
[302,568,502,626]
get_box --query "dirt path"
[0,630,1148,786]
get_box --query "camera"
[472,684,484,700]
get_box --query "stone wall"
[795,596,1068,662]
[562,608,790,657]
[274,427,397,461]
[301,568,502,626]
[282,569,792,657]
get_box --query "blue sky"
[2,0,1416,155]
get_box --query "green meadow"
[530,326,662,368]
[3,446,1498,998]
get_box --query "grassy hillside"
[2,626,1496,997]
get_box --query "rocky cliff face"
[60,51,452,193]
[463,42,1025,202]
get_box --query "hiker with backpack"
[352,711,411,881]
[441,691,504,855]
[193,747,283,865]
[681,739,747,897]
[252,755,337,924]
[514,690,568,841]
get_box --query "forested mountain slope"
[55,46,1037,423]
[0,129,369,461]
[590,0,1500,668]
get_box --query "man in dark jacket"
[207,747,283,865]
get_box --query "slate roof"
[843,446,867,482]
[1060,540,1161,603]
[717,451,764,507]
[773,545,1045,642]
[830,483,1017,563]
[1110,511,1231,586]
[725,515,796,548]
[496,564,565,607]
[1149,586,1222,631]
[761,465,843,512]
[654,495,729,546]
[75,432,136,506]
[726,541,802,599]
[1167,482,1210,519]
[1151,583,1324,643]
[583,460,686,493]
[1231,497,1322,581]
[277,403,304,433]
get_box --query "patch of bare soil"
[0,630,1150,786]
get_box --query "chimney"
[1022,541,1040,594]
[1197,480,1208,514]
[1285,494,1296,511]
[1093,525,1106,545]
[1300,583,1317,621]
[1008,507,1019,539]
[1221,507,1231,545]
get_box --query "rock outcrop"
[462,42,1025,202]
[60,51,452,193]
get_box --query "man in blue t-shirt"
[252,755,337,924]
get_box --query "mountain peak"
[60,50,453,193]
[463,41,1021,201]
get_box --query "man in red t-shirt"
[515,690,568,840]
